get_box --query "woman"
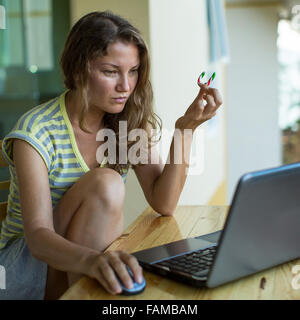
[0,11,222,300]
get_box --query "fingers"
[93,251,143,295]
[189,89,222,125]
[177,75,224,131]
[204,94,216,110]
[197,85,222,104]
[209,87,223,106]
[97,255,123,295]
[120,252,144,284]
[193,99,205,121]
[197,83,208,100]
[110,252,134,289]
[202,94,217,119]
[195,87,221,112]
[200,86,222,109]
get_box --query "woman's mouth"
[113,97,127,103]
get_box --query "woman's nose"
[117,75,130,92]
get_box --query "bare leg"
[65,171,125,286]
[44,168,125,299]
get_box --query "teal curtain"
[206,0,230,64]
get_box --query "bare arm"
[134,129,193,216]
[135,84,222,216]
[151,128,193,216]
[13,139,143,294]
[13,139,98,273]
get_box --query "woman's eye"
[104,70,117,76]
[103,69,138,76]
[131,69,138,73]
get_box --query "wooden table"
[60,205,300,300]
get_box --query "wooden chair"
[0,140,10,222]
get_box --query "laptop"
[132,162,300,288]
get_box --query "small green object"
[29,65,38,73]
[211,72,216,81]
[200,72,205,78]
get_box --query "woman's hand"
[85,250,144,295]
[175,83,223,132]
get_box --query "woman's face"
[87,41,140,114]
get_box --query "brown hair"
[60,11,162,174]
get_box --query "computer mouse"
[116,266,146,296]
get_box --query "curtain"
[206,0,230,64]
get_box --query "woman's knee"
[88,167,126,210]
[53,167,125,237]
[64,168,125,250]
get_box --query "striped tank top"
[0,91,128,249]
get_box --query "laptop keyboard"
[155,245,218,278]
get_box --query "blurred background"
[0,0,299,229]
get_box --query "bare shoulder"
[13,138,54,240]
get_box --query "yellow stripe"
[20,105,48,132]
[1,226,18,237]
[7,219,23,230]
[2,217,22,230]
[7,200,21,211]
[60,93,90,173]
[20,98,59,132]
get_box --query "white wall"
[226,5,281,202]
[149,0,227,206]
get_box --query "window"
[278,19,300,164]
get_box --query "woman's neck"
[65,90,104,133]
